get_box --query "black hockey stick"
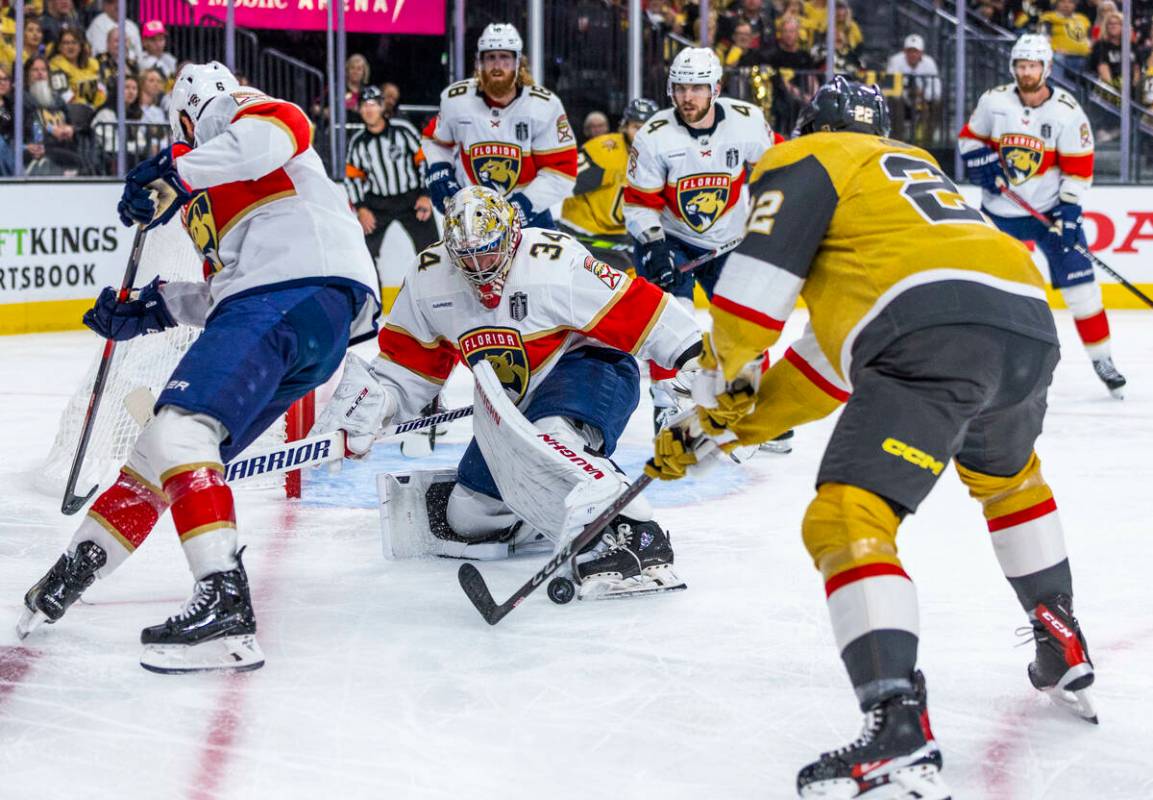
[458,474,654,625]
[997,184,1153,309]
[61,225,150,515]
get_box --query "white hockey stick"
[677,236,744,274]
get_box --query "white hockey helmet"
[477,22,523,61]
[667,47,723,99]
[1010,33,1053,82]
[443,185,522,309]
[168,61,241,144]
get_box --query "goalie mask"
[169,61,242,145]
[444,186,522,310]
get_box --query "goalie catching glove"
[312,352,399,458]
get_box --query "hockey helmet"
[1010,33,1053,82]
[168,61,241,145]
[793,76,891,138]
[621,97,660,126]
[477,23,523,61]
[443,186,522,309]
[667,47,723,99]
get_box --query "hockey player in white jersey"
[314,186,703,599]
[624,47,775,430]
[422,23,578,228]
[959,34,1126,397]
[17,62,380,673]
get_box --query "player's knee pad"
[446,482,518,540]
[955,451,1053,520]
[128,406,228,482]
[801,483,901,580]
[1059,281,1103,319]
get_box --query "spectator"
[96,26,136,89]
[776,0,815,50]
[138,66,166,125]
[717,0,777,52]
[92,73,145,172]
[583,110,610,139]
[767,14,819,129]
[0,65,15,175]
[1089,11,1133,84]
[381,80,401,119]
[49,27,104,108]
[646,0,685,37]
[1041,0,1093,74]
[814,26,865,76]
[885,33,941,143]
[22,54,83,174]
[39,0,83,48]
[1009,0,1046,32]
[20,17,47,63]
[719,20,772,67]
[139,20,177,83]
[1,18,15,75]
[87,0,143,64]
[812,1,863,53]
[1091,1,1119,39]
[344,53,369,124]
[973,0,1008,26]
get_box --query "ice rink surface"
[0,310,1149,800]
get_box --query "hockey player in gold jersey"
[645,78,1097,799]
[559,98,659,270]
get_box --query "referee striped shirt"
[344,117,425,205]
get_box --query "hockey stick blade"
[677,236,743,274]
[457,474,654,625]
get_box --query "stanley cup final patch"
[509,291,528,321]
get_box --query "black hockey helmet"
[621,97,660,126]
[793,76,891,138]
[359,85,384,105]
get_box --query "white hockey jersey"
[165,90,380,342]
[421,79,578,212]
[371,228,701,420]
[624,98,773,249]
[958,83,1094,217]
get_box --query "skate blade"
[140,634,265,674]
[1043,685,1099,724]
[15,607,49,640]
[799,765,951,799]
[578,571,687,601]
[1108,386,1125,400]
[758,440,793,455]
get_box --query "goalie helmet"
[1010,33,1053,82]
[443,186,522,309]
[667,47,723,99]
[169,61,242,144]
[477,23,523,60]
[794,76,891,138]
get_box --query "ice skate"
[17,541,107,639]
[797,671,950,799]
[759,429,795,455]
[574,516,686,600]
[1027,594,1097,723]
[1092,357,1126,399]
[139,547,264,674]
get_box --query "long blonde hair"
[474,54,535,91]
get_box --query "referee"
[344,86,438,272]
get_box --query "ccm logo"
[1040,609,1074,639]
[881,437,943,476]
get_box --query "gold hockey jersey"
[561,132,630,236]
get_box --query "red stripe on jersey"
[421,115,438,139]
[378,326,457,383]
[987,497,1057,532]
[88,469,169,550]
[721,170,746,217]
[1058,151,1094,179]
[773,131,786,145]
[958,123,996,147]
[1073,309,1110,345]
[712,293,785,332]
[233,100,312,157]
[524,330,570,371]
[623,185,665,211]
[784,347,850,402]
[203,167,296,244]
[585,277,667,353]
[532,146,578,179]
[661,183,685,221]
[163,466,236,541]
[650,362,678,380]
[824,562,911,598]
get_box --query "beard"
[677,100,709,124]
[29,80,55,108]
[1016,74,1044,93]
[480,68,517,97]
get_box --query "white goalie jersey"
[623,98,773,249]
[370,228,701,420]
[958,83,1094,217]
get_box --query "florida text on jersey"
[421,79,578,212]
[958,83,1093,217]
[623,98,773,249]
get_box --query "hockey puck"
[547,576,576,605]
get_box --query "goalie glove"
[312,353,399,458]
[690,332,762,437]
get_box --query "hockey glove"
[645,426,701,481]
[963,146,1004,194]
[691,333,760,437]
[1050,202,1083,252]
[425,161,461,214]
[312,352,399,459]
[639,238,676,290]
[507,192,533,227]
[118,143,194,230]
[83,277,177,341]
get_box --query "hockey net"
[34,217,313,501]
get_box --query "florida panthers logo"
[676,174,733,233]
[999,134,1046,186]
[459,326,531,402]
[181,192,224,275]
[467,142,523,195]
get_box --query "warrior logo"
[999,134,1046,185]
[467,142,523,195]
[182,192,224,275]
[459,326,531,402]
[509,291,528,321]
[676,173,733,233]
